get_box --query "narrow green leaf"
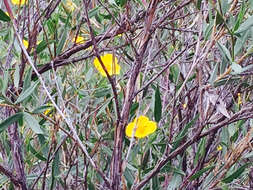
[231,62,243,74]
[85,67,93,82]
[233,3,245,32]
[94,87,111,98]
[236,15,253,33]
[14,64,20,89]
[193,138,206,166]
[88,6,101,18]
[190,165,215,181]
[154,85,162,122]
[23,67,32,91]
[50,150,60,190]
[56,29,67,55]
[2,70,9,95]
[222,163,250,183]
[172,114,199,150]
[28,140,47,161]
[152,175,160,190]
[23,112,44,134]
[56,14,70,55]
[32,105,52,114]
[234,30,250,55]
[130,102,139,117]
[36,40,54,54]
[209,62,219,85]
[215,10,225,26]
[217,42,232,62]
[196,0,202,10]
[15,81,39,104]
[0,9,10,22]
[96,99,111,116]
[124,168,134,187]
[220,0,229,15]
[0,112,23,133]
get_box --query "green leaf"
[56,29,67,55]
[96,99,111,116]
[23,67,32,91]
[220,0,229,15]
[215,10,225,26]
[115,0,127,7]
[15,81,39,104]
[0,112,23,133]
[94,87,111,98]
[154,85,162,122]
[50,150,60,190]
[46,19,56,35]
[196,0,202,10]
[222,163,250,183]
[172,114,199,150]
[130,102,139,117]
[85,67,93,82]
[56,14,70,55]
[28,140,47,161]
[124,168,134,187]
[32,105,53,114]
[0,9,11,22]
[2,70,9,95]
[151,175,160,190]
[234,30,250,55]
[235,15,253,33]
[209,62,219,85]
[217,42,232,62]
[36,40,54,54]
[23,112,44,134]
[14,64,20,89]
[190,165,215,181]
[233,2,245,32]
[193,138,206,166]
[231,62,243,74]
[88,6,101,18]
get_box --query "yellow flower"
[238,93,242,105]
[44,109,51,116]
[23,39,28,49]
[11,0,27,5]
[217,145,222,151]
[125,116,157,138]
[66,0,75,12]
[93,54,120,77]
[23,39,42,49]
[72,36,85,44]
[44,104,53,118]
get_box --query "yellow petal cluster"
[23,39,41,49]
[93,54,120,77]
[66,0,75,12]
[125,116,157,138]
[217,145,223,151]
[72,36,85,44]
[23,39,28,49]
[62,0,76,13]
[11,0,27,5]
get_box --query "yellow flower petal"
[125,115,157,138]
[217,145,222,151]
[93,53,120,77]
[66,0,75,12]
[72,36,85,44]
[23,39,28,49]
[11,0,27,5]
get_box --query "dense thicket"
[1,0,253,189]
